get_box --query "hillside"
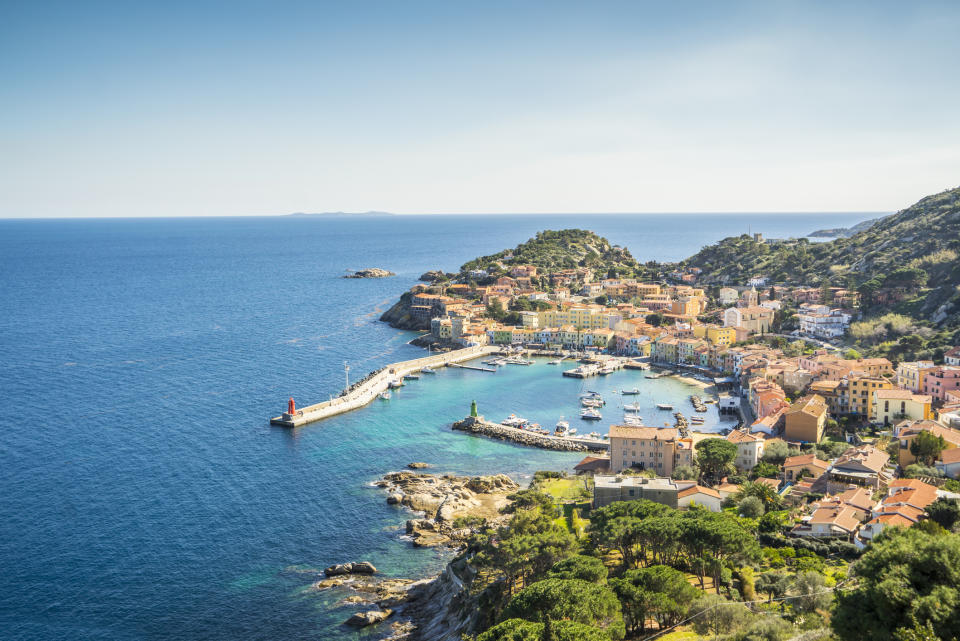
[679,185,960,359]
[809,217,879,238]
[459,229,643,279]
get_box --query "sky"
[2,0,959,218]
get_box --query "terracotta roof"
[867,513,914,528]
[726,430,763,444]
[678,485,722,499]
[887,488,937,510]
[574,456,611,472]
[609,425,679,440]
[755,477,781,490]
[785,394,827,418]
[784,454,830,470]
[716,483,742,494]
[808,505,860,533]
[897,421,960,446]
[831,445,890,474]
[836,487,876,512]
[874,504,925,522]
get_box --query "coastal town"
[380,238,960,551]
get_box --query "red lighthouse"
[287,397,296,415]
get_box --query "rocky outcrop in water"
[325,561,378,576]
[375,471,518,548]
[344,268,395,278]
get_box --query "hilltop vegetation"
[460,229,647,280]
[679,186,960,356]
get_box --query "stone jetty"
[270,345,499,427]
[451,415,606,452]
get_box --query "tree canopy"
[502,578,625,640]
[833,529,960,641]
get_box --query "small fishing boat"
[623,402,643,412]
[580,408,602,421]
[621,388,641,395]
[379,391,391,400]
[404,374,420,381]
[656,403,673,410]
[388,379,404,389]
[421,366,436,374]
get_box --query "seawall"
[451,416,608,452]
[270,345,500,427]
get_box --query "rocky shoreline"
[309,470,519,637]
[376,470,518,548]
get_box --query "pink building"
[923,366,960,402]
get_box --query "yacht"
[581,397,603,408]
[580,408,602,421]
[555,418,570,435]
[502,414,529,428]
[388,379,404,389]
[621,388,641,395]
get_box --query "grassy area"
[538,477,590,501]
[657,629,702,641]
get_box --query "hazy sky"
[2,1,959,217]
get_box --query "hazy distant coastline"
[285,211,394,218]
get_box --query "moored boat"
[656,403,673,410]
[621,388,640,395]
[580,408,602,420]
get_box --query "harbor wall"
[451,416,609,452]
[270,345,500,427]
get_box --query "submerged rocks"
[407,462,431,469]
[344,268,395,279]
[344,608,393,626]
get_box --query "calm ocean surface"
[0,213,873,640]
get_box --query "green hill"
[679,185,960,359]
[459,229,643,279]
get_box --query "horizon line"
[0,210,888,221]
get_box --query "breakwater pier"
[270,345,500,427]
[451,416,609,452]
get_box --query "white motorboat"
[502,414,529,428]
[621,388,641,395]
[421,366,436,374]
[580,408,602,421]
[555,419,570,436]
[622,415,643,426]
[623,402,643,412]
[388,379,405,389]
[656,403,673,410]
[581,397,603,408]
[379,391,391,400]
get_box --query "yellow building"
[871,389,932,426]
[847,376,894,417]
[693,324,736,347]
[783,395,828,443]
[895,420,960,467]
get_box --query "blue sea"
[0,212,874,640]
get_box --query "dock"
[447,363,497,373]
[270,345,500,428]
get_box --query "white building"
[719,287,739,305]
[725,429,765,471]
[798,304,851,339]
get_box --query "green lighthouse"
[470,399,478,418]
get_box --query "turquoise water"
[0,213,872,639]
